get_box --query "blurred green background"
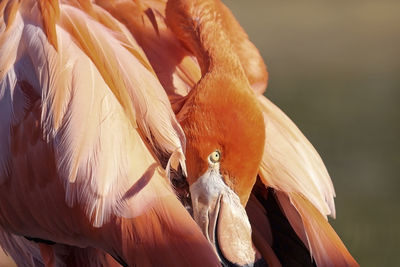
[225,0,400,266]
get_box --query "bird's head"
[179,73,266,266]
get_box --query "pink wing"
[1,0,187,227]
[0,0,219,266]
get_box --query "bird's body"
[0,0,358,266]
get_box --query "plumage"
[258,96,336,218]
[0,0,358,266]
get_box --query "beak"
[190,169,263,266]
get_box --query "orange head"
[180,72,265,205]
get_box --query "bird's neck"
[166,0,248,83]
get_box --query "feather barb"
[38,0,60,50]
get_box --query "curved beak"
[190,169,263,266]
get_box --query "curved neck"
[166,0,247,83]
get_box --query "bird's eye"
[209,150,221,163]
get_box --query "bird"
[0,0,359,266]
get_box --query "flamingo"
[0,0,359,266]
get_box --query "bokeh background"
[225,0,400,266]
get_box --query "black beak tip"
[253,258,269,267]
[221,258,269,267]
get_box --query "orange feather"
[38,0,60,50]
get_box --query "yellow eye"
[209,150,221,163]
